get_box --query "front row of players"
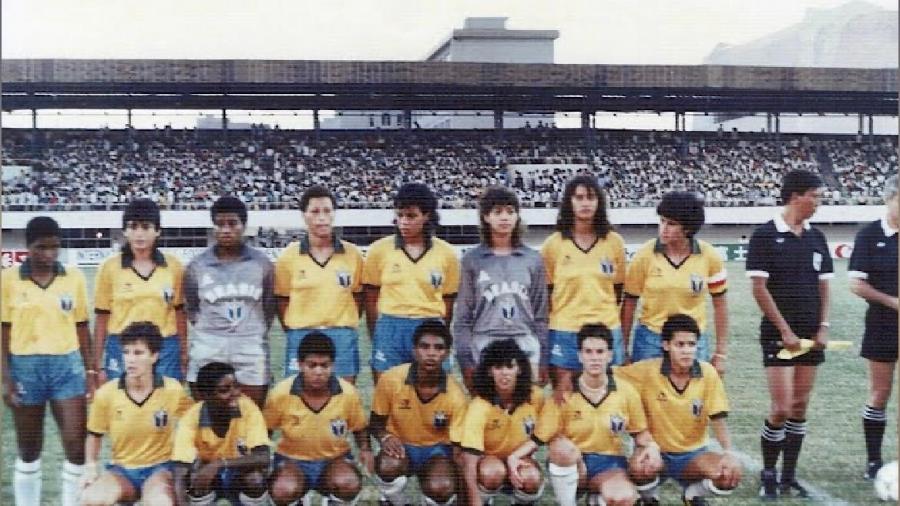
[79,314,740,506]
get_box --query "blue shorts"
[107,462,172,492]
[404,443,452,474]
[583,453,628,480]
[274,453,352,491]
[371,315,452,373]
[549,327,625,369]
[105,334,182,381]
[285,328,359,378]
[9,351,86,405]
[632,325,710,362]
[662,447,708,487]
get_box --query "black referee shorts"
[761,339,825,367]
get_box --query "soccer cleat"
[682,495,708,506]
[759,469,778,501]
[778,479,810,498]
[865,460,883,480]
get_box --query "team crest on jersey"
[609,414,625,434]
[330,418,348,437]
[656,391,667,402]
[522,416,536,436]
[689,274,704,295]
[691,399,703,418]
[433,410,448,429]
[236,438,249,455]
[225,302,245,326]
[336,270,352,288]
[59,294,74,312]
[600,258,614,275]
[501,302,516,320]
[153,409,169,428]
[162,286,175,304]
[391,263,401,273]
[429,270,443,289]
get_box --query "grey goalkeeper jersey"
[183,244,276,355]
[452,244,549,369]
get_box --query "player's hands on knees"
[506,454,526,489]
[717,453,742,490]
[779,330,801,351]
[2,375,21,408]
[634,444,663,476]
[380,434,405,460]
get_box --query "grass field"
[2,261,896,504]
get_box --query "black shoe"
[759,469,778,501]
[865,460,883,480]
[779,479,810,498]
[682,495,708,506]
[636,498,660,506]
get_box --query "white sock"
[588,493,607,506]
[374,474,408,505]
[61,461,83,506]
[238,490,271,505]
[548,463,579,506]
[636,477,659,501]
[684,479,713,500]
[14,458,42,506]
[189,491,217,506]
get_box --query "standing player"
[454,186,549,388]
[457,339,546,505]
[266,332,370,506]
[517,323,662,506]
[276,185,365,383]
[172,362,271,506]
[848,174,898,479]
[2,217,92,506]
[616,315,742,505]
[80,322,193,506]
[184,195,275,406]
[746,169,832,499]
[94,198,187,381]
[364,183,460,381]
[368,320,467,506]
[621,191,729,373]
[542,175,626,397]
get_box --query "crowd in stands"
[2,128,896,211]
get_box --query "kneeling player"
[521,323,662,506]
[172,362,271,505]
[616,315,741,505]
[458,339,546,505]
[81,322,193,506]
[265,332,370,505]
[368,320,467,505]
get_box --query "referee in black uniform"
[848,174,898,480]
[746,170,833,500]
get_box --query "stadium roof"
[2,59,896,114]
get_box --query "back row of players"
[2,170,896,505]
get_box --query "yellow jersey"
[264,375,367,460]
[94,249,184,336]
[362,235,460,318]
[541,231,626,331]
[623,239,726,333]
[171,395,270,463]
[457,386,544,459]
[274,236,363,328]
[371,363,468,447]
[614,358,728,453]
[1,261,89,355]
[87,376,193,468]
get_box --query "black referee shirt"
[746,214,834,341]
[848,218,898,337]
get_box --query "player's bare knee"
[603,480,637,506]
[375,451,408,481]
[548,437,579,467]
[142,491,174,506]
[421,457,457,502]
[79,487,113,506]
[326,462,362,500]
[241,469,268,496]
[518,460,544,494]
[477,456,506,491]
[271,468,304,504]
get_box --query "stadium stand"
[2,128,896,211]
